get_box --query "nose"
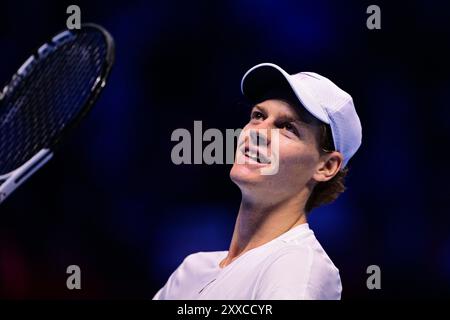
[249,128,269,149]
[239,116,276,150]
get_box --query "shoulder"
[256,244,342,299]
[152,251,225,299]
[182,250,225,262]
[179,250,226,269]
[265,244,340,282]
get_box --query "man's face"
[230,99,324,202]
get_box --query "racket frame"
[0,149,53,203]
[0,23,115,205]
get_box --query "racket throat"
[0,149,53,204]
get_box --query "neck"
[220,190,308,268]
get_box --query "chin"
[229,163,268,187]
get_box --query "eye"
[282,122,299,135]
[250,110,264,120]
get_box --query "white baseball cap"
[241,62,362,168]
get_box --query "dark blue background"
[0,0,449,299]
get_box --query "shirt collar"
[278,223,311,243]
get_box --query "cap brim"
[241,63,330,124]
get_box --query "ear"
[313,151,344,182]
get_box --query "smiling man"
[153,63,362,300]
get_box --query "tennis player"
[153,63,362,300]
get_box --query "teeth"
[244,150,268,164]
[240,145,270,164]
[244,151,255,159]
[247,151,258,158]
[246,152,260,162]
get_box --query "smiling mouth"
[240,146,271,164]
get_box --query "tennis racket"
[0,23,115,205]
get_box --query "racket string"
[0,30,108,174]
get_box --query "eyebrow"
[252,104,304,125]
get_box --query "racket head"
[0,23,115,177]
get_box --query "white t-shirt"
[152,223,342,300]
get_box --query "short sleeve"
[151,253,196,300]
[255,247,342,300]
[152,286,165,300]
[152,266,179,300]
